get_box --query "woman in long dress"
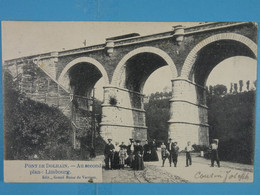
[143,140,151,162]
[150,139,159,161]
[126,139,135,168]
[113,142,120,169]
[133,140,144,170]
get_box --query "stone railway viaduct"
[4,22,257,149]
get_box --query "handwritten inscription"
[194,170,250,182]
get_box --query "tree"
[213,84,227,96]
[234,83,238,93]
[209,85,213,95]
[150,93,155,100]
[144,98,170,142]
[229,83,233,94]
[246,80,250,91]
[154,92,160,100]
[239,80,244,92]
[159,92,164,99]
[207,90,256,164]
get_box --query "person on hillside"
[104,138,115,170]
[171,141,179,167]
[133,140,144,170]
[166,138,173,167]
[210,139,220,167]
[161,142,170,167]
[150,139,159,161]
[185,141,194,167]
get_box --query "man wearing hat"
[185,141,194,167]
[171,141,179,167]
[210,139,220,167]
[166,138,173,167]
[104,138,115,170]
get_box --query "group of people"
[104,138,155,171]
[104,137,220,171]
[143,139,159,162]
[160,138,220,168]
[160,138,192,167]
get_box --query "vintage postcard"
[2,21,257,183]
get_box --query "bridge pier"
[100,86,147,144]
[168,79,209,149]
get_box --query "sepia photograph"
[2,21,257,183]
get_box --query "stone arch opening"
[58,57,109,149]
[125,52,169,93]
[191,40,256,87]
[101,47,177,143]
[186,35,257,108]
[113,47,177,111]
[174,33,257,148]
[181,33,257,81]
[58,57,109,98]
[112,47,177,88]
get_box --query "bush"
[3,71,81,160]
[207,91,255,164]
[192,144,209,152]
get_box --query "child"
[161,142,169,167]
[119,146,127,169]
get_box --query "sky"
[2,21,198,60]
[206,57,257,89]
[1,21,257,100]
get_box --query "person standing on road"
[167,138,173,167]
[104,138,115,170]
[113,142,120,169]
[119,145,127,169]
[171,142,179,167]
[150,139,159,161]
[161,142,170,167]
[133,140,144,170]
[127,138,135,168]
[143,140,151,161]
[210,139,220,167]
[185,141,194,167]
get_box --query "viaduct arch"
[181,33,257,81]
[101,47,178,144]
[4,22,257,149]
[58,57,109,95]
[168,33,257,148]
